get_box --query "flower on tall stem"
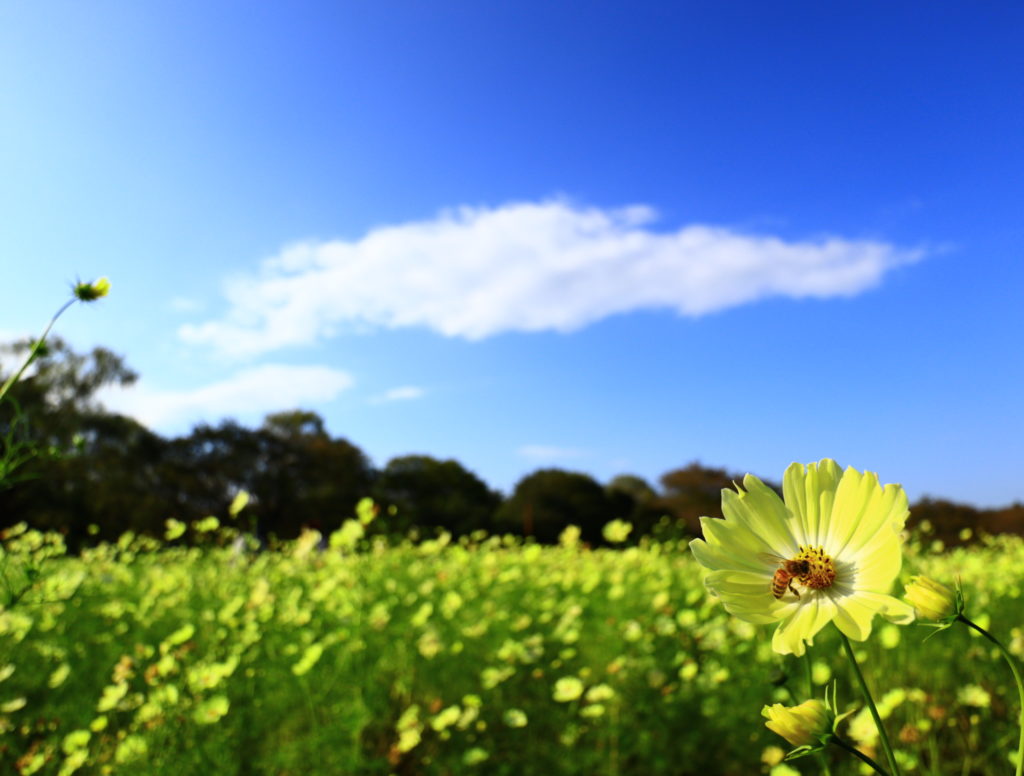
[0,277,111,406]
[689,459,913,656]
[907,576,1024,776]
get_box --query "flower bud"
[762,699,831,747]
[904,576,956,621]
[73,277,111,302]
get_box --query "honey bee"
[759,553,811,599]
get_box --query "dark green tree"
[160,420,266,528]
[167,411,374,541]
[0,337,160,544]
[494,468,614,544]
[372,454,501,537]
[656,461,751,536]
[0,336,137,447]
[606,474,666,538]
[257,410,374,539]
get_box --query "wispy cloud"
[98,364,354,431]
[518,444,590,461]
[180,198,923,357]
[369,385,425,404]
[168,296,203,313]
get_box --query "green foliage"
[372,455,502,537]
[605,474,665,537]
[0,401,42,492]
[0,523,1022,775]
[0,338,160,545]
[494,468,617,544]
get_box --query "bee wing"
[756,552,785,565]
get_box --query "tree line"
[1,338,1021,549]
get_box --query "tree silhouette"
[0,337,152,545]
[167,412,373,541]
[494,468,614,544]
[4,338,1024,547]
[656,462,749,535]
[606,474,665,537]
[373,455,501,537]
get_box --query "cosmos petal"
[782,459,842,549]
[703,569,792,623]
[722,475,802,556]
[771,596,836,657]
[830,591,879,641]
[704,569,774,597]
[701,512,775,559]
[828,468,909,558]
[715,600,781,625]
[693,510,795,574]
[689,524,764,574]
[857,591,915,625]
[851,533,903,591]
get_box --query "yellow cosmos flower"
[762,699,832,747]
[689,459,914,656]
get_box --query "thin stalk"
[803,652,815,697]
[957,614,1024,776]
[831,735,891,776]
[802,653,832,776]
[838,628,901,776]
[0,298,76,404]
[782,683,800,706]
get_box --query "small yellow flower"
[761,745,786,766]
[762,699,832,747]
[73,277,111,301]
[602,519,632,544]
[228,490,250,517]
[552,676,585,702]
[904,576,956,620]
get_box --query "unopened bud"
[73,277,111,302]
[904,576,957,621]
[762,699,832,747]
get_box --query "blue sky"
[2,1,1022,506]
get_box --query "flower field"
[1,518,1021,775]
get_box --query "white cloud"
[98,364,354,431]
[369,385,425,404]
[180,199,923,357]
[518,444,590,461]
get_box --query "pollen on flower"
[794,546,836,590]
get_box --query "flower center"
[793,546,836,590]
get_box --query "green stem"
[957,614,1024,776]
[0,298,76,404]
[838,628,901,776]
[831,735,891,776]
[802,653,832,776]
[803,652,815,697]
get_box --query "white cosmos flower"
[689,459,914,656]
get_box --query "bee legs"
[788,580,801,599]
